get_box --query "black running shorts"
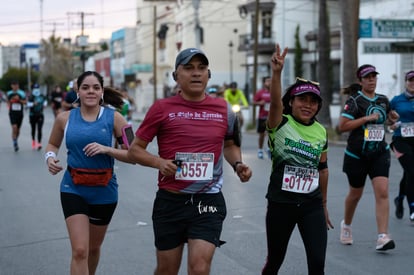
[9,112,23,128]
[152,189,227,250]
[60,192,117,225]
[257,118,267,133]
[342,150,390,188]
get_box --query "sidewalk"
[132,110,147,123]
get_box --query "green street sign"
[360,19,414,38]
[132,63,153,72]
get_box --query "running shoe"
[266,148,272,159]
[257,149,264,159]
[32,140,36,150]
[340,220,353,245]
[36,142,42,151]
[410,212,414,223]
[13,142,19,152]
[394,196,404,219]
[376,234,395,251]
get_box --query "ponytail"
[103,86,124,109]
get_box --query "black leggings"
[29,114,44,142]
[398,172,406,198]
[262,200,327,275]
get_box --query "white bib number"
[175,152,214,181]
[282,165,319,194]
[11,103,22,111]
[264,103,270,111]
[401,122,414,137]
[364,124,385,141]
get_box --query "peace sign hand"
[270,44,288,72]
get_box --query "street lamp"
[228,40,234,82]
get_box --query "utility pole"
[45,22,65,37]
[229,41,234,82]
[67,11,94,72]
[39,0,43,41]
[27,58,32,93]
[192,0,201,48]
[153,6,157,103]
[252,0,260,126]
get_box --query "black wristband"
[116,136,124,144]
[232,161,242,172]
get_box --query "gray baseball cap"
[175,48,209,69]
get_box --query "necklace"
[81,107,101,122]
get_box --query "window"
[262,11,272,39]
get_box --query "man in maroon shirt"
[127,48,252,275]
[253,76,271,159]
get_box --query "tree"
[338,0,360,137]
[0,67,39,92]
[39,35,74,96]
[340,0,359,88]
[317,0,333,127]
[294,25,303,78]
[100,42,109,51]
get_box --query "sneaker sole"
[376,240,395,251]
[340,220,353,245]
[340,240,353,245]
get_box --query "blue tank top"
[390,92,414,137]
[60,107,118,204]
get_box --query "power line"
[0,8,135,43]
[45,22,65,37]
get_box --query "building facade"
[0,45,20,77]
[2,0,414,118]
[359,0,414,98]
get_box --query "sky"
[0,0,139,45]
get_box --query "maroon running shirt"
[137,94,235,193]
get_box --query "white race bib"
[264,103,270,112]
[282,165,319,194]
[174,152,214,181]
[364,124,385,141]
[11,103,22,111]
[401,122,414,137]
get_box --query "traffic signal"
[157,24,169,40]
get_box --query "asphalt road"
[0,106,412,275]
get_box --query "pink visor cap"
[357,65,379,78]
[405,70,414,80]
[290,84,321,100]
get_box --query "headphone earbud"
[208,69,211,79]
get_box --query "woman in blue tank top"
[390,70,414,222]
[44,71,134,274]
